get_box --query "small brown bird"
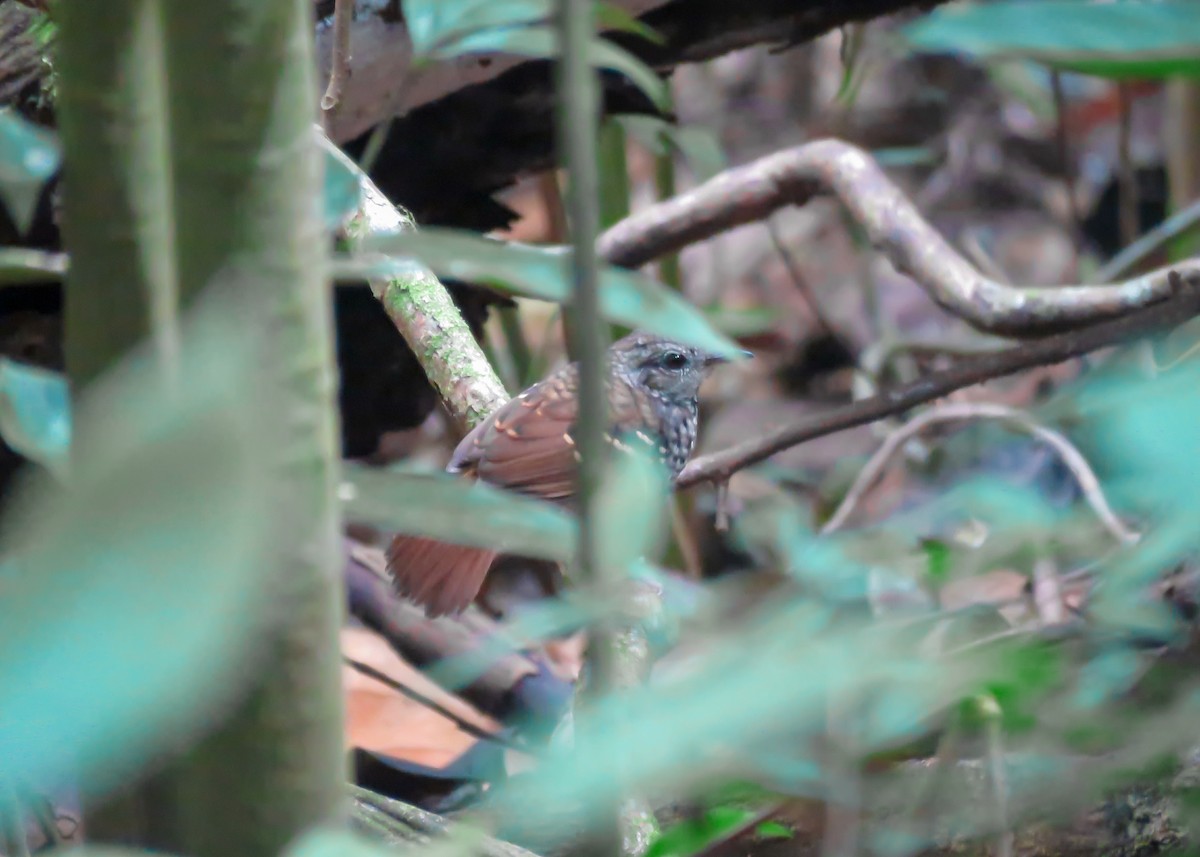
[387,332,736,617]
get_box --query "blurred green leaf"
[702,305,780,338]
[0,248,67,284]
[614,115,728,182]
[903,1,1200,79]
[321,138,364,232]
[401,1,667,108]
[402,0,550,55]
[595,2,663,44]
[754,821,793,841]
[0,311,274,795]
[871,146,938,168]
[598,118,632,231]
[646,806,757,857]
[0,358,69,478]
[341,461,576,561]
[593,438,671,576]
[0,108,60,234]
[346,230,743,358]
[460,27,668,109]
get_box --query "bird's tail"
[386,534,497,617]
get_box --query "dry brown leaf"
[938,569,1029,612]
[342,626,499,768]
[540,631,587,682]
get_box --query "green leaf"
[646,806,757,857]
[0,248,67,284]
[0,358,70,477]
[702,305,780,338]
[754,821,794,841]
[341,462,576,561]
[401,1,667,108]
[321,137,364,232]
[595,2,664,45]
[346,229,742,358]
[594,439,671,575]
[402,0,550,56]
[614,115,728,182]
[0,312,275,794]
[903,1,1200,79]
[0,109,60,235]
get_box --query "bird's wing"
[449,364,582,502]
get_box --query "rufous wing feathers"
[386,535,497,617]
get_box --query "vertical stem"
[55,0,178,390]
[160,1,346,855]
[598,119,631,231]
[498,305,534,388]
[1116,82,1139,250]
[1166,80,1200,260]
[654,142,680,289]
[556,0,610,612]
[1050,70,1082,243]
[55,0,180,843]
[556,4,625,855]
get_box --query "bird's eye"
[660,351,688,370]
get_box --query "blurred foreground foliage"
[3,2,1200,857]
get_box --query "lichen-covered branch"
[329,136,508,430]
[597,139,1200,337]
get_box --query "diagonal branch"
[597,139,1200,336]
[676,271,1200,488]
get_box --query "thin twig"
[960,228,1010,285]
[342,655,523,750]
[1096,195,1200,283]
[713,479,731,533]
[596,140,1199,336]
[1050,70,1083,241]
[979,695,1014,857]
[676,271,1200,488]
[767,218,845,343]
[558,3,654,856]
[669,496,703,579]
[1031,556,1066,626]
[819,401,1139,544]
[319,0,353,126]
[1117,82,1139,250]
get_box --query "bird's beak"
[703,349,753,367]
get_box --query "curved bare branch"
[597,139,1200,336]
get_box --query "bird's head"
[610,332,746,405]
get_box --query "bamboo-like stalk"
[556,4,657,857]
[557,0,609,662]
[156,2,346,856]
[55,0,178,389]
[54,0,180,843]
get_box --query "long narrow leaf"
[342,462,576,560]
[344,230,741,358]
[0,315,275,794]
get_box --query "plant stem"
[558,3,639,856]
[55,0,180,842]
[55,0,178,389]
[158,1,346,855]
[1166,80,1200,260]
[556,0,611,649]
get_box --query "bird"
[387,331,739,617]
